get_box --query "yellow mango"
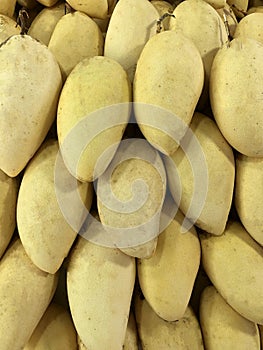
[24,303,77,350]
[200,285,261,350]
[67,235,136,350]
[200,221,263,325]
[65,0,110,19]
[17,139,93,274]
[228,0,248,17]
[165,112,235,235]
[210,37,263,157]
[137,209,200,321]
[133,30,204,155]
[28,2,65,46]
[0,239,58,349]
[0,0,16,18]
[151,1,174,30]
[48,11,104,80]
[234,13,263,45]
[0,170,18,258]
[104,0,160,82]
[78,310,139,350]
[235,154,263,246]
[135,296,204,349]
[217,4,238,38]
[57,55,131,182]
[97,139,166,258]
[169,0,228,108]
[0,34,62,177]
[36,0,60,6]
[247,6,263,14]
[0,14,20,44]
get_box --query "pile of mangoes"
[0,0,263,349]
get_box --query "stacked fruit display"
[0,0,263,349]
